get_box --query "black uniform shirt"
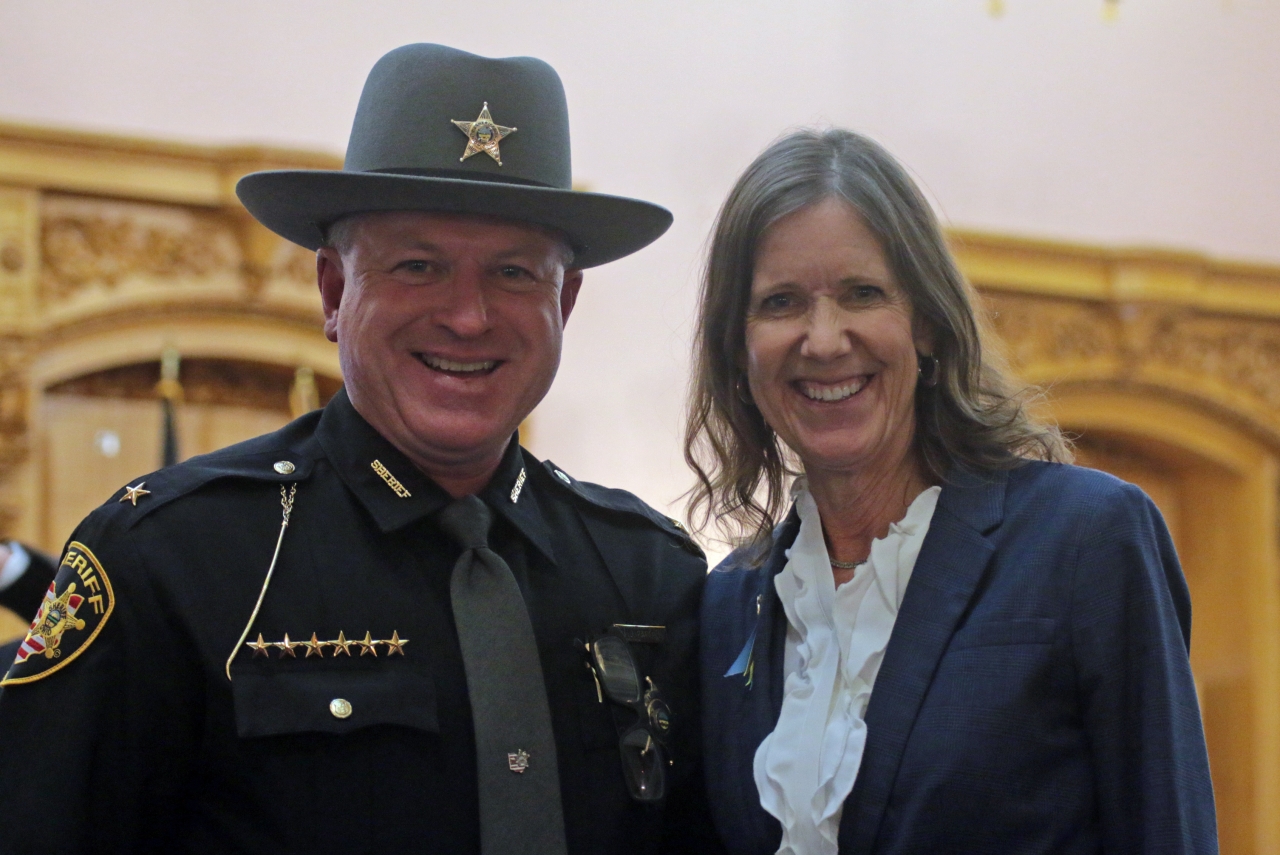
[0,390,721,855]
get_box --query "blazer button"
[329,698,353,719]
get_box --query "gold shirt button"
[329,698,352,719]
[273,460,296,475]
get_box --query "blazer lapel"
[762,510,799,729]
[724,509,798,851]
[711,506,798,849]
[837,469,1007,853]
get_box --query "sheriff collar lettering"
[313,389,554,562]
[314,389,450,531]
[2,542,114,686]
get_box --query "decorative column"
[0,186,38,539]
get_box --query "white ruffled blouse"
[753,479,942,855]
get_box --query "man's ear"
[559,268,584,326]
[317,248,346,343]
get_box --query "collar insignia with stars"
[451,102,517,166]
[119,482,150,506]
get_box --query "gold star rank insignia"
[246,633,272,658]
[451,102,516,165]
[274,633,299,658]
[357,631,379,657]
[383,631,409,656]
[329,630,354,657]
[119,482,150,506]
[303,633,329,658]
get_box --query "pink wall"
[3,0,1277,537]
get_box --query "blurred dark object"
[0,541,59,668]
[156,347,183,467]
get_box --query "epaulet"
[100,415,320,530]
[538,460,704,559]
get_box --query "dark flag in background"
[289,366,320,419]
[156,347,183,468]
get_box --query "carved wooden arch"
[0,121,344,546]
[31,311,340,391]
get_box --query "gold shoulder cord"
[224,484,297,681]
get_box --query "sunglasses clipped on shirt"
[583,632,673,803]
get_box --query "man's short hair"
[322,213,577,268]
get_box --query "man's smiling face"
[318,211,582,490]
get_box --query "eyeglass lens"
[619,725,667,802]
[591,634,642,704]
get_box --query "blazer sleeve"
[1070,481,1218,854]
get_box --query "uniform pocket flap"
[232,668,439,738]
[950,617,1058,650]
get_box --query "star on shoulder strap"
[119,482,151,506]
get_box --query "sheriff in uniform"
[0,44,722,855]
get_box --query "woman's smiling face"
[744,197,929,478]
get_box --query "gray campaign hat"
[236,43,672,269]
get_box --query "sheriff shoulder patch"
[1,541,114,686]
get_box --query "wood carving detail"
[40,197,239,301]
[0,343,29,483]
[1149,319,1280,411]
[984,293,1117,370]
[272,242,318,289]
[980,288,1280,432]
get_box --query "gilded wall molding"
[959,231,1280,448]
[268,240,321,291]
[40,196,240,301]
[1148,315,1280,413]
[0,340,28,478]
[0,122,342,541]
[0,120,340,208]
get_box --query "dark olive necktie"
[436,495,568,855]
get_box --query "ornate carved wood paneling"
[0,121,344,547]
[984,291,1119,373]
[959,231,1280,450]
[40,195,239,301]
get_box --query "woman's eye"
[849,284,883,301]
[500,265,532,280]
[759,293,794,312]
[397,260,431,274]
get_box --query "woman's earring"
[917,353,939,388]
[736,378,754,405]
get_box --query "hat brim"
[236,170,672,269]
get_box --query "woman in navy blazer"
[684,129,1216,854]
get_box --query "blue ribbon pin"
[724,624,757,688]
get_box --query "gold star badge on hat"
[451,102,516,166]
